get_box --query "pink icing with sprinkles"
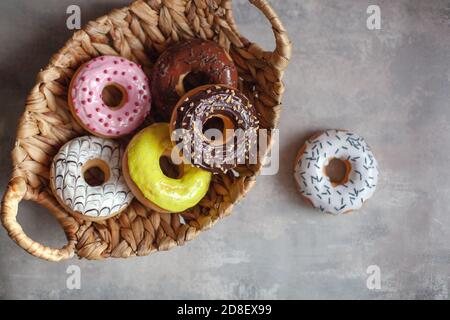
[70,55,151,137]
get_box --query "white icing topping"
[294,130,379,214]
[52,136,134,218]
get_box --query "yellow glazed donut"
[123,123,212,213]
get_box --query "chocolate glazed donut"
[151,39,238,120]
[170,84,259,174]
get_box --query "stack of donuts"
[51,39,259,221]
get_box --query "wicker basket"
[1,0,291,261]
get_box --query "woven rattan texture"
[1,0,291,261]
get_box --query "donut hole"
[159,155,183,179]
[325,158,351,186]
[179,71,211,95]
[202,115,235,145]
[203,117,224,138]
[82,159,110,187]
[102,84,127,109]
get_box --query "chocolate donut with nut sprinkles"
[170,84,259,174]
[151,39,238,120]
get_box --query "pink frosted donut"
[69,55,151,138]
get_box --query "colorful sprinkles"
[69,55,151,137]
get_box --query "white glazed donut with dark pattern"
[51,136,134,219]
[294,130,379,215]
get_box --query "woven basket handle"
[249,0,292,70]
[1,177,76,261]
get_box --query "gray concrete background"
[1,0,449,300]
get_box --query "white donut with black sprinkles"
[294,130,379,215]
[51,136,134,219]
